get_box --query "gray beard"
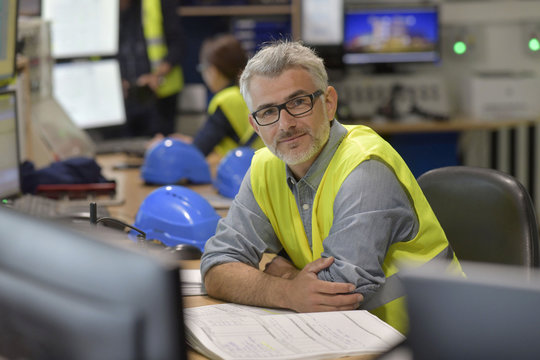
[269,121,330,166]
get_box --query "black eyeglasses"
[251,89,324,126]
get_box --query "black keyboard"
[94,137,150,156]
[11,194,58,218]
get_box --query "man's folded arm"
[204,257,363,312]
[316,160,419,303]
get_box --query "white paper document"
[184,303,405,360]
[180,269,207,296]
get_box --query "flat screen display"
[343,6,440,66]
[0,90,19,199]
[0,0,18,80]
[301,0,343,46]
[0,208,187,359]
[52,59,126,129]
[41,0,119,59]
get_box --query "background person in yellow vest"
[152,33,264,156]
[118,0,184,137]
[200,40,462,335]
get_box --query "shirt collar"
[285,120,348,190]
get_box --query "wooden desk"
[96,152,228,223]
[96,153,384,360]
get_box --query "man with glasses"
[201,41,461,334]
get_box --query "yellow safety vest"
[208,85,265,156]
[251,124,462,334]
[141,0,183,98]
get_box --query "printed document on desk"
[180,269,207,296]
[184,303,405,360]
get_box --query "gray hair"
[239,40,328,110]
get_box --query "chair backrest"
[417,166,539,269]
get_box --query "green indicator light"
[453,41,467,55]
[2,199,7,204]
[529,38,540,52]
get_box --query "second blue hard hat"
[214,147,255,198]
[141,138,211,185]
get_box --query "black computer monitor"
[0,90,19,199]
[0,0,18,81]
[300,0,344,70]
[0,207,187,360]
[343,4,440,71]
[401,261,540,360]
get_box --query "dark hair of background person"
[199,34,248,84]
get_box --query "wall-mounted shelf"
[177,1,301,39]
[178,5,291,17]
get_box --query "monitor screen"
[52,59,126,129]
[41,0,119,59]
[0,0,18,80]
[401,261,540,360]
[0,207,188,359]
[0,90,19,199]
[301,0,343,46]
[343,5,440,66]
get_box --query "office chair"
[417,166,539,269]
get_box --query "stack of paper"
[180,269,207,296]
[184,303,405,360]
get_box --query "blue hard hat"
[141,138,211,185]
[214,147,255,198]
[132,185,220,250]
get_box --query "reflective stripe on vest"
[141,0,183,98]
[207,85,264,156]
[251,124,463,334]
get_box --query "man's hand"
[205,257,363,314]
[169,133,194,144]
[146,132,194,151]
[121,79,130,99]
[263,256,299,279]
[136,73,161,92]
[284,257,363,313]
[136,62,172,92]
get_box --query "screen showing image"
[53,59,126,129]
[0,0,18,80]
[42,0,119,59]
[343,6,439,65]
[0,91,19,199]
[302,0,343,46]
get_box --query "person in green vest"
[157,33,264,157]
[118,0,184,137]
[200,40,463,335]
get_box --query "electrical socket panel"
[333,74,450,120]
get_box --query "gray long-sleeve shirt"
[200,120,419,302]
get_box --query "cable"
[89,202,146,239]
